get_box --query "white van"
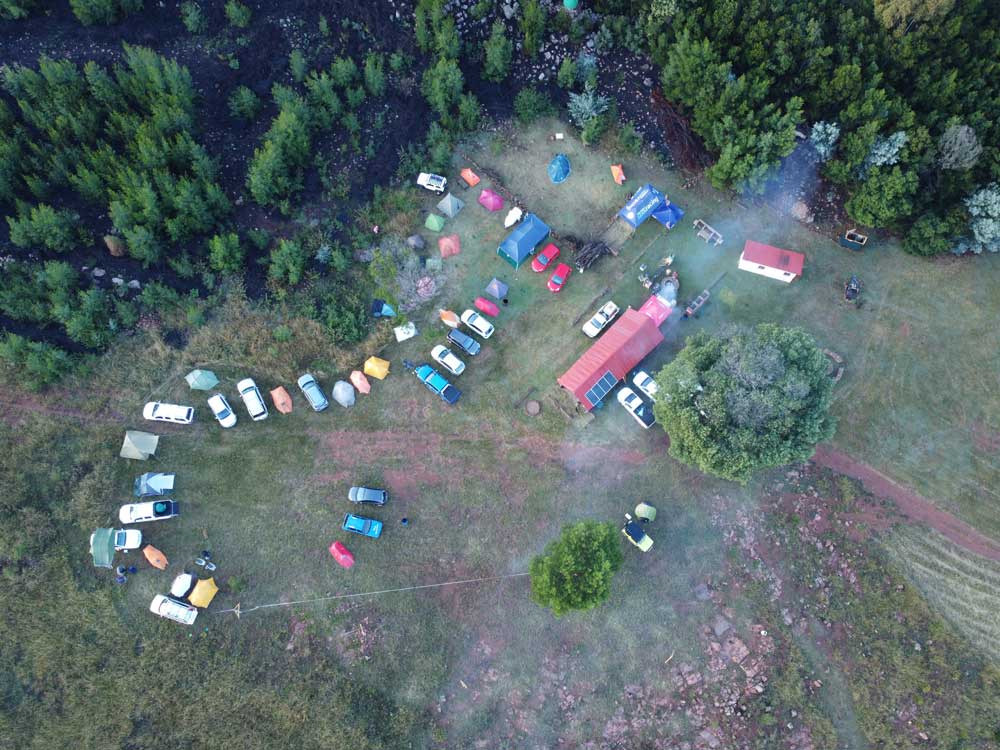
[143,402,195,424]
[149,594,198,625]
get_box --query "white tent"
[332,381,356,408]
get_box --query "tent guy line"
[215,573,530,618]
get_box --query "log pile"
[649,90,711,171]
[574,240,615,272]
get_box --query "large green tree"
[653,324,836,484]
[529,521,623,616]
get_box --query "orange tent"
[438,234,461,258]
[350,370,371,394]
[611,164,626,185]
[460,168,480,187]
[439,309,460,328]
[143,545,168,570]
[270,386,293,414]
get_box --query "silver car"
[297,373,329,411]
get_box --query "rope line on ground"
[215,572,530,618]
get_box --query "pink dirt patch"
[383,466,444,496]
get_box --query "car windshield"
[538,252,549,263]
[217,403,231,417]
[553,274,564,284]
[114,531,126,545]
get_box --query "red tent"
[478,189,504,212]
[329,541,355,568]
[474,296,500,316]
[460,168,480,187]
[438,234,462,258]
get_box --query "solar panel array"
[585,371,618,406]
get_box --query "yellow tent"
[364,356,390,380]
[188,577,219,608]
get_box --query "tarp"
[185,369,218,390]
[438,234,462,258]
[439,309,460,328]
[437,193,464,218]
[497,213,550,268]
[90,528,115,568]
[143,544,168,570]
[485,278,509,299]
[332,380,356,407]
[370,298,396,318]
[364,356,390,380]
[393,322,417,342]
[189,577,219,608]
[120,431,158,460]
[424,214,446,232]
[350,370,371,394]
[270,386,293,414]
[548,153,571,184]
[619,184,668,229]
[611,164,626,185]
[134,472,175,497]
[638,294,673,326]
[504,206,523,228]
[478,189,504,212]
[460,168,480,187]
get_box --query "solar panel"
[585,371,619,405]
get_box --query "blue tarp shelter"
[618,184,684,229]
[497,213,550,268]
[370,299,396,318]
[655,202,685,229]
[548,154,571,184]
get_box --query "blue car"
[342,513,383,538]
[414,363,461,404]
[447,329,480,356]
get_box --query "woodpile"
[574,240,616,272]
[649,90,711,171]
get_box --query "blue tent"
[548,154,571,184]
[497,213,550,268]
[370,299,396,318]
[618,184,684,229]
[652,202,685,229]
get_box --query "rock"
[643,77,653,87]
[537,72,545,81]
[128,279,141,289]
[791,200,814,223]
[693,583,712,601]
[723,637,749,664]
[104,235,126,257]
[235,196,244,206]
[92,268,106,278]
[712,616,731,637]
[501,3,514,19]
[406,234,425,250]
[111,276,124,286]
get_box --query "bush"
[529,521,623,616]
[179,1,206,33]
[513,87,554,124]
[224,0,251,28]
[618,121,643,154]
[268,238,308,285]
[567,83,609,128]
[421,57,464,120]
[305,72,342,130]
[520,0,546,58]
[456,93,482,132]
[0,0,36,21]
[207,232,244,274]
[471,0,489,20]
[329,57,358,88]
[556,57,576,89]
[228,85,262,120]
[363,53,386,97]
[7,203,79,252]
[345,86,366,110]
[483,20,512,83]
[246,99,312,209]
[0,333,75,389]
[289,49,308,83]
[70,0,142,26]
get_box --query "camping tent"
[134,472,175,497]
[611,164,626,185]
[438,234,462,258]
[618,184,685,229]
[364,356,390,380]
[90,528,115,568]
[437,193,464,218]
[370,299,396,318]
[189,577,219,608]
[504,206,523,228]
[120,431,159,460]
[350,370,371,394]
[406,234,425,250]
[460,168,480,187]
[485,278,509,300]
[439,309,460,328]
[478,189,504,212]
[548,153,571,183]
[424,214,446,232]
[171,573,195,598]
[655,202,685,229]
[143,545,168,570]
[332,381,356,408]
[185,369,219,390]
[270,386,293,414]
[393,322,417,342]
[497,213,550,268]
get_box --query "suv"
[632,371,658,401]
[207,393,237,427]
[297,373,329,412]
[149,594,199,625]
[237,378,268,421]
[582,301,621,338]
[142,402,194,424]
[460,309,495,339]
[349,486,388,505]
[447,329,481,356]
[119,499,180,524]
[414,363,461,404]
[431,344,465,376]
[617,387,656,429]
[416,172,447,194]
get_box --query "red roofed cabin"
[738,240,805,283]
[557,309,664,410]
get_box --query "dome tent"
[548,153,571,184]
[332,381,356,408]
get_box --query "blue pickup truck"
[414,363,461,404]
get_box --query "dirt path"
[812,445,1000,562]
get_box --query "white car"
[119,499,179,524]
[460,309,495,339]
[237,378,268,421]
[632,371,659,402]
[90,528,143,551]
[142,402,194,424]
[431,345,465,376]
[617,387,656,429]
[582,301,621,338]
[416,172,447,194]
[149,594,198,625]
[207,393,237,428]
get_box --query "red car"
[547,263,572,293]
[531,243,560,272]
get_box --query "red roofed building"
[738,240,805,283]
[557,309,665,410]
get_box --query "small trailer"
[839,228,869,251]
[693,219,723,246]
[684,290,710,318]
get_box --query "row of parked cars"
[414,309,496,405]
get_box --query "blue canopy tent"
[497,213,550,268]
[548,154,571,184]
[652,201,685,229]
[618,184,684,229]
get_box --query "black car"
[447,328,481,356]
[348,486,388,505]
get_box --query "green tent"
[120,430,159,460]
[90,528,115,568]
[185,369,219,390]
[437,193,464,218]
[424,213,446,232]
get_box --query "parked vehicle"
[349,486,388,505]
[414,363,462,404]
[582,301,621,338]
[297,373,329,412]
[207,393,237,428]
[416,172,447,194]
[447,328,481,356]
[431,344,465,375]
[632,370,659,401]
[342,513,383,539]
[622,514,654,551]
[547,263,572,293]
[460,309,495,339]
[617,387,656,429]
[119,499,180,524]
[142,402,194,424]
[149,594,199,625]
[531,242,560,272]
[237,378,268,421]
[90,528,143,552]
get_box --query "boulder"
[104,235,126,257]
[111,276,125,286]
[128,279,142,289]
[406,234,426,250]
[92,268,106,278]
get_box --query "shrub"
[581,115,609,145]
[228,85,262,120]
[0,333,75,388]
[421,57,464,120]
[575,51,597,86]
[810,121,840,162]
[471,0,489,19]
[7,203,79,252]
[618,121,643,154]
[483,21,513,83]
[567,83,609,128]
[513,87,553,124]
[246,99,312,209]
[305,72,342,130]
[435,16,461,60]
[318,13,330,36]
[224,0,251,28]
[207,232,244,274]
[179,1,206,33]
[592,23,613,54]
[268,238,308,285]
[456,93,482,132]
[70,0,142,26]
[329,57,358,88]
[556,57,576,89]
[389,52,409,73]
[364,53,386,97]
[0,0,36,21]
[520,0,546,58]
[529,521,623,616]
[289,49,308,83]
[345,86,366,109]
